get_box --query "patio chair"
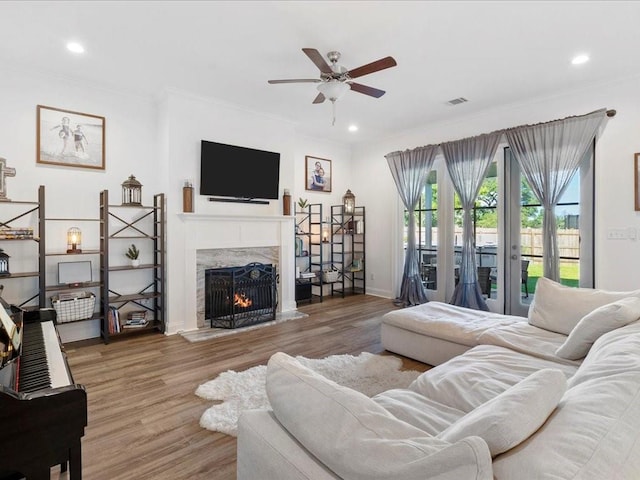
[477,266,492,297]
[522,260,530,298]
[422,264,437,290]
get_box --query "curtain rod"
[387,108,616,157]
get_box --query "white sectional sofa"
[237,278,640,479]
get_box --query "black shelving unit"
[330,205,366,297]
[99,190,165,344]
[294,203,330,303]
[0,188,41,308]
[38,185,103,325]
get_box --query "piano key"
[41,321,72,388]
[18,321,72,391]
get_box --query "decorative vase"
[131,259,140,268]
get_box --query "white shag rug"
[196,352,422,436]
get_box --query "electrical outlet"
[627,227,637,241]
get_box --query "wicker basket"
[51,292,96,323]
[321,268,340,283]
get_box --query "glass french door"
[503,146,594,317]
[401,144,593,314]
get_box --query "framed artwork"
[636,153,640,211]
[37,105,105,170]
[305,155,332,192]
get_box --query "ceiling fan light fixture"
[571,54,590,65]
[66,41,85,54]
[317,81,350,102]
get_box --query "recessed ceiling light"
[66,42,85,54]
[571,54,589,65]
[348,125,358,132]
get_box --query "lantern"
[122,175,142,206]
[342,189,355,214]
[322,219,330,243]
[0,249,10,276]
[66,227,82,254]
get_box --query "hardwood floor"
[55,295,428,480]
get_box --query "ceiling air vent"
[447,97,468,106]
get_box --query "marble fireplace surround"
[178,213,296,332]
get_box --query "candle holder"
[322,222,330,243]
[66,227,82,253]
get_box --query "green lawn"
[526,262,579,294]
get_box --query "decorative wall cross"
[0,158,16,202]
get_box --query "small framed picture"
[37,105,105,170]
[636,153,640,211]
[305,155,332,192]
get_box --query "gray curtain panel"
[385,145,438,307]
[505,108,607,281]
[442,132,502,311]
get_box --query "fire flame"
[234,293,252,308]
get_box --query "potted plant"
[126,244,140,267]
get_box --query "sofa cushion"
[478,322,578,366]
[266,352,494,480]
[372,388,465,435]
[528,277,640,335]
[438,369,567,457]
[381,301,525,347]
[493,322,640,479]
[555,297,640,360]
[409,345,577,413]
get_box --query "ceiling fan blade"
[302,48,332,75]
[268,79,321,84]
[349,82,386,98]
[347,56,397,79]
[312,92,326,104]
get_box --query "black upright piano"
[0,305,87,480]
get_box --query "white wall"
[158,90,353,334]
[352,74,640,299]
[292,134,353,215]
[0,67,159,342]
[0,69,352,341]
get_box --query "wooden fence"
[424,227,581,260]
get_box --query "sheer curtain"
[385,145,438,306]
[442,132,502,310]
[505,108,607,281]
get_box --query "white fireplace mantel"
[175,212,296,332]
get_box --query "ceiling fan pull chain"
[332,100,336,126]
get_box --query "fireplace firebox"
[205,262,277,328]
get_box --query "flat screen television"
[200,140,280,200]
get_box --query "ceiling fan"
[268,48,397,124]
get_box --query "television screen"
[200,140,280,200]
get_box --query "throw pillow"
[266,352,494,480]
[437,368,567,457]
[528,277,640,335]
[556,296,640,360]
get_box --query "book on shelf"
[123,320,149,329]
[0,227,34,239]
[123,310,149,328]
[127,310,147,321]
[107,306,121,334]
